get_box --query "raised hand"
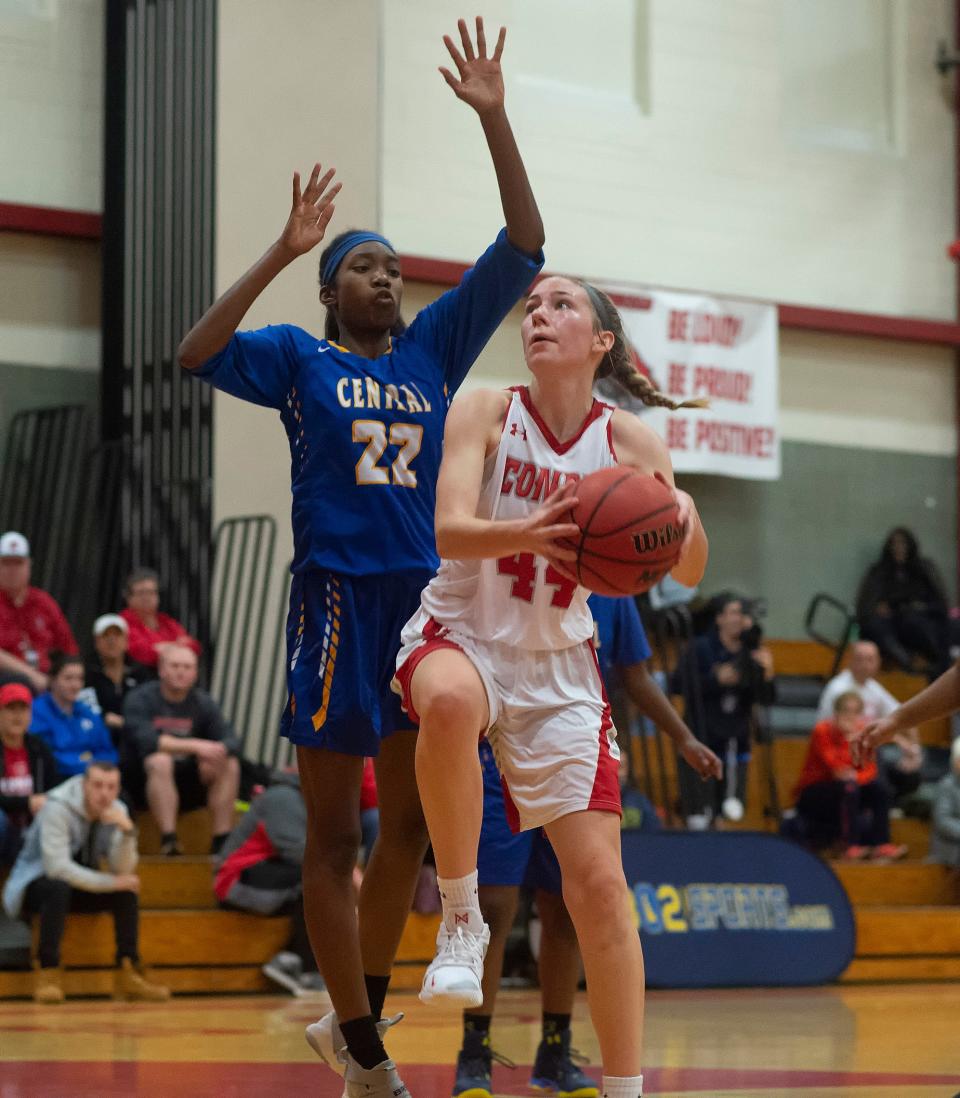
[440,17,507,117]
[280,163,342,258]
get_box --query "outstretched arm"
[178,164,341,369]
[853,660,960,761]
[440,18,544,256]
[620,662,722,780]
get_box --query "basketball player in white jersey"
[393,276,708,1098]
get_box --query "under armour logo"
[510,422,527,440]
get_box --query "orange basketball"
[564,467,684,596]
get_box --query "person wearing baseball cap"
[0,532,78,695]
[0,682,58,865]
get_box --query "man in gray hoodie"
[2,760,169,1003]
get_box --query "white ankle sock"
[437,870,483,934]
[602,1075,643,1098]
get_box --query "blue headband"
[321,231,396,286]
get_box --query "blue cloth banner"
[622,831,855,987]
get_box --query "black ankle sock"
[160,831,177,845]
[340,1014,388,1070]
[364,973,391,1022]
[463,1012,492,1038]
[210,832,229,856]
[543,1011,571,1037]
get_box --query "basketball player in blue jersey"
[179,18,544,1096]
[451,594,720,1098]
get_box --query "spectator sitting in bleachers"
[123,644,240,857]
[119,568,202,670]
[30,654,118,779]
[856,527,949,676]
[0,683,58,865]
[81,614,151,803]
[817,639,924,809]
[930,737,960,868]
[0,532,78,695]
[793,691,907,861]
[817,641,899,723]
[214,761,322,995]
[1,761,169,1004]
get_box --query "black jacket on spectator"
[0,734,60,823]
[123,681,241,761]
[83,660,153,742]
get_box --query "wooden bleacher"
[0,639,955,996]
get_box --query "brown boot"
[113,958,171,1002]
[32,963,65,1004]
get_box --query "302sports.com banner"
[607,287,780,481]
[622,831,855,987]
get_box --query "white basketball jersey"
[420,386,618,651]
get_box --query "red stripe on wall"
[0,201,102,240]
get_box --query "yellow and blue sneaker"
[452,1029,515,1098]
[529,1028,599,1097]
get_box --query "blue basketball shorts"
[280,569,432,755]
[476,741,562,895]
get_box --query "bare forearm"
[479,107,544,256]
[671,515,708,587]
[178,241,297,369]
[624,665,692,747]
[0,649,35,677]
[886,663,960,732]
[436,515,532,560]
[157,734,199,755]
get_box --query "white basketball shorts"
[394,608,622,833]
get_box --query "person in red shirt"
[0,682,58,864]
[793,690,906,861]
[118,567,202,669]
[0,532,78,694]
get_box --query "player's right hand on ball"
[280,163,341,257]
[518,479,580,562]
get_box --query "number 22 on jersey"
[353,419,423,488]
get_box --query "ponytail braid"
[580,282,709,411]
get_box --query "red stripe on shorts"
[586,640,623,816]
[393,617,463,726]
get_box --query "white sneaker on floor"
[419,922,490,1007]
[262,951,303,995]
[305,1011,404,1076]
[341,1055,411,1098]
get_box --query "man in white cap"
[0,532,77,695]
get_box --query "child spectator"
[0,683,58,864]
[30,654,117,779]
[794,691,907,860]
[0,532,77,694]
[119,568,201,669]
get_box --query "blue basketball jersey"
[192,229,543,576]
[587,593,652,682]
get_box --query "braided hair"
[318,230,407,343]
[579,281,708,411]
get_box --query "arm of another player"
[852,660,960,762]
[178,163,341,369]
[620,661,722,780]
[609,410,708,587]
[434,389,580,561]
[440,18,544,256]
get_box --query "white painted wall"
[382,0,955,321]
[0,0,104,212]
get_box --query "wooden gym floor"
[2,983,959,1097]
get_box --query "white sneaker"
[305,1011,404,1076]
[419,922,490,1007]
[341,1054,411,1098]
[721,796,744,822]
[262,951,303,995]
